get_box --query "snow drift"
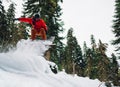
[0,39,106,87]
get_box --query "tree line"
[0,0,119,86]
[62,29,119,86]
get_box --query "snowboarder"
[14,14,48,40]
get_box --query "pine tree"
[74,42,85,76]
[6,3,16,45]
[90,35,97,52]
[90,35,98,79]
[110,53,119,86]
[84,48,93,78]
[112,0,120,54]
[0,0,8,42]
[90,35,97,61]
[84,36,111,80]
[63,28,85,75]
[0,0,10,52]
[97,40,110,81]
[83,36,95,78]
[63,28,75,73]
[7,3,15,27]
[83,41,88,61]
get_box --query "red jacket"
[19,18,48,31]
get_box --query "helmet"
[34,13,40,19]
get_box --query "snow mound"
[0,39,52,75]
[0,39,106,87]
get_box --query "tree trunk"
[73,62,76,75]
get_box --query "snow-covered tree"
[6,3,16,44]
[97,40,110,81]
[110,53,119,86]
[0,0,8,42]
[63,28,85,75]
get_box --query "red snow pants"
[31,28,47,40]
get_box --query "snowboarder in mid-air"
[14,14,48,40]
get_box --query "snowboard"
[40,36,56,47]
[45,37,56,47]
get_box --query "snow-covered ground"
[0,39,106,87]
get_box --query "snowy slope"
[0,39,106,87]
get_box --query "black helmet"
[34,14,40,19]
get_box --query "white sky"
[61,0,115,39]
[3,0,116,56]
[61,0,116,56]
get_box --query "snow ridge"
[0,39,106,87]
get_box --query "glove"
[13,18,19,21]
